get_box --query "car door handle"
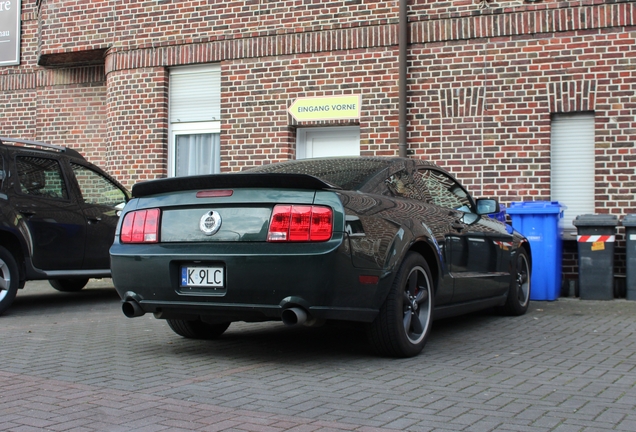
[87,217,102,224]
[19,210,36,218]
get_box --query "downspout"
[398,0,408,158]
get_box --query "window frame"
[168,122,221,177]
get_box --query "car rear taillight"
[120,208,160,244]
[268,204,333,242]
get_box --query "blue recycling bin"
[488,204,507,223]
[507,201,566,301]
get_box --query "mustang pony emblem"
[199,211,222,236]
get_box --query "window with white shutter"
[169,65,221,177]
[550,112,595,231]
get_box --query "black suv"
[0,137,129,315]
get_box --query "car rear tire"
[0,246,19,316]
[497,248,531,316]
[166,319,231,340]
[49,278,89,292]
[367,252,434,358]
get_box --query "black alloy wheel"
[497,248,531,316]
[368,252,434,358]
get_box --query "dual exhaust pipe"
[122,293,145,318]
[281,307,308,326]
[121,294,314,326]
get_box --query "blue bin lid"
[506,201,566,215]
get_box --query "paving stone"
[2,282,636,431]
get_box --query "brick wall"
[39,0,399,56]
[106,67,168,185]
[37,69,108,166]
[222,48,402,170]
[0,66,107,165]
[408,30,636,205]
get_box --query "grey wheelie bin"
[623,214,636,301]
[573,214,618,300]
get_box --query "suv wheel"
[49,278,89,292]
[0,246,19,316]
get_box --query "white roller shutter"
[169,64,221,123]
[297,127,360,159]
[550,113,595,229]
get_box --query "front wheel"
[49,278,89,292]
[367,252,434,358]
[166,319,230,340]
[0,246,20,316]
[497,248,531,316]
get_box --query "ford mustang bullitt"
[110,157,531,357]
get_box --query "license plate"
[181,266,224,288]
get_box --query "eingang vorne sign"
[0,0,20,66]
[288,95,361,122]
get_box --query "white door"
[297,127,360,159]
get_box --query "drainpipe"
[398,0,408,158]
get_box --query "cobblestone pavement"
[1,280,636,432]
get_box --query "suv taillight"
[268,205,333,242]
[121,208,160,243]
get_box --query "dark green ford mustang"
[110,157,531,357]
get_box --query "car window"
[387,168,472,211]
[71,163,126,207]
[16,156,69,200]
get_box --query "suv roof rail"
[0,136,85,160]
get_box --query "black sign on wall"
[0,0,21,66]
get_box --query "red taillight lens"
[196,190,233,198]
[289,206,312,241]
[268,205,333,242]
[268,205,292,241]
[309,206,333,241]
[120,208,160,244]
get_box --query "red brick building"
[1,0,635,292]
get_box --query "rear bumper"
[123,298,379,323]
[110,237,390,324]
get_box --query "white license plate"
[181,266,224,288]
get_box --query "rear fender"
[0,229,26,286]
[385,228,443,290]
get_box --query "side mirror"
[476,198,499,215]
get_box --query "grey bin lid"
[622,214,636,227]
[572,214,619,227]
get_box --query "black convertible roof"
[132,172,338,197]
[132,156,439,198]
